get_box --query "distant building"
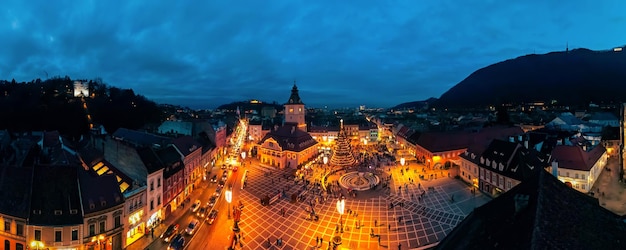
[548,143,607,193]
[257,84,319,169]
[588,112,619,127]
[73,80,89,97]
[261,106,277,119]
[460,138,544,197]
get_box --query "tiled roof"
[112,128,172,148]
[29,165,83,226]
[260,124,318,152]
[78,147,133,194]
[137,147,166,174]
[78,169,124,215]
[416,131,472,152]
[478,139,543,181]
[436,170,626,250]
[551,144,606,171]
[157,145,184,179]
[172,136,202,157]
[0,165,33,218]
[589,112,618,121]
[417,126,523,153]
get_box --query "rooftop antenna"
[566,42,569,53]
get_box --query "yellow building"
[257,84,319,169]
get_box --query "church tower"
[284,82,307,131]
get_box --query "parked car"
[167,233,185,250]
[233,166,238,172]
[218,179,226,187]
[185,219,200,235]
[210,175,218,183]
[160,224,179,242]
[207,210,218,225]
[191,200,201,213]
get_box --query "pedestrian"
[316,236,319,245]
[378,236,381,245]
[398,243,402,250]
[375,219,378,227]
[388,224,391,230]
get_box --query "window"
[150,181,154,191]
[566,172,569,177]
[582,184,586,190]
[114,216,121,228]
[157,178,161,187]
[16,223,23,236]
[158,196,161,206]
[55,230,62,242]
[72,229,78,241]
[150,200,154,211]
[34,229,41,241]
[16,243,23,250]
[99,221,105,233]
[582,175,586,179]
[4,240,9,250]
[575,173,579,179]
[4,220,10,232]
[89,224,95,236]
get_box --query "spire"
[286,82,304,105]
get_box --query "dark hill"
[434,46,626,108]
[391,97,438,110]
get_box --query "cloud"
[2,0,626,109]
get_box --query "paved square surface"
[235,162,491,250]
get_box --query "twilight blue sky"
[2,1,625,109]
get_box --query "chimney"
[551,160,558,177]
[514,194,529,214]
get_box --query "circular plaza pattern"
[338,171,380,191]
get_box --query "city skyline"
[2,1,625,109]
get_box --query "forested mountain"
[0,76,163,139]
[433,47,626,109]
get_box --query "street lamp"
[323,156,328,165]
[241,151,246,162]
[336,197,345,233]
[30,241,44,250]
[400,157,406,166]
[225,187,232,219]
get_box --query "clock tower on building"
[284,83,307,132]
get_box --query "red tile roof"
[551,145,606,171]
[260,124,318,152]
[417,126,524,153]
